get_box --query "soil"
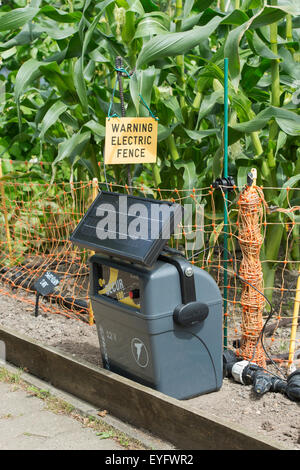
[0,286,299,450]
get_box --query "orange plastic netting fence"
[0,172,299,370]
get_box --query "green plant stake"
[223,57,229,350]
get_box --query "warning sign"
[105,117,158,165]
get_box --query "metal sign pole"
[116,56,133,193]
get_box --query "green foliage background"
[0,0,299,186]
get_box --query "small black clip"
[268,205,279,213]
[247,172,254,187]
[212,176,235,192]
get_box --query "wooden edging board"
[0,326,285,450]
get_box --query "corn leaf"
[129,67,157,116]
[0,7,39,31]
[0,23,43,49]
[74,0,115,114]
[184,128,220,141]
[53,131,91,166]
[230,106,300,136]
[83,120,106,138]
[39,101,69,140]
[174,160,198,190]
[278,174,300,206]
[40,5,82,23]
[136,16,223,68]
[134,14,170,38]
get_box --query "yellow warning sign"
[104,117,158,165]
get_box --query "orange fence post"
[236,169,266,368]
[89,178,99,326]
[0,158,13,264]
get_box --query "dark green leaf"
[74,0,115,113]
[83,120,106,138]
[0,24,43,49]
[0,7,39,32]
[40,5,82,23]
[250,7,286,29]
[247,30,279,60]
[163,96,184,123]
[174,160,198,189]
[158,124,178,142]
[230,106,300,136]
[39,101,68,140]
[184,128,219,140]
[53,131,91,166]
[129,67,157,116]
[137,16,223,68]
[134,15,169,38]
[278,174,300,206]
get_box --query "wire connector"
[212,176,235,192]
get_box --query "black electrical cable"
[221,247,287,379]
[102,158,109,191]
[162,245,186,257]
[220,264,285,380]
[186,246,213,261]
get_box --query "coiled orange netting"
[235,178,266,368]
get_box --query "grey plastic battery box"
[71,191,223,400]
[90,253,223,400]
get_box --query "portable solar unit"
[71,191,223,399]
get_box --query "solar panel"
[70,191,183,266]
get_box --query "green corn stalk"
[286,14,293,42]
[175,0,185,110]
[268,0,280,173]
[167,135,180,161]
[262,0,284,303]
[286,14,295,57]
[67,0,73,13]
[262,222,283,301]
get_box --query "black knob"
[173,302,209,327]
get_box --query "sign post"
[33,271,60,317]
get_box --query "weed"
[0,367,22,384]
[0,413,13,419]
[28,386,51,399]
[97,431,115,440]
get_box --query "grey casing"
[90,254,223,400]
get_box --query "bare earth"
[0,290,299,450]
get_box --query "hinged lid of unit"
[70,191,183,267]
